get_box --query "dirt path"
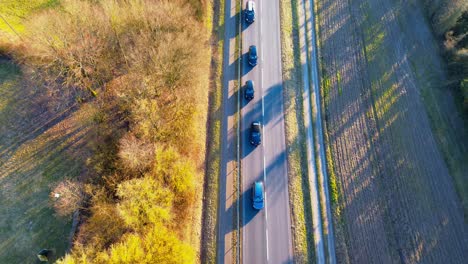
[317,0,467,263]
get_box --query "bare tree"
[50,180,84,217]
[118,133,155,173]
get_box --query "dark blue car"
[245,80,254,100]
[248,45,258,66]
[250,121,261,146]
[245,1,255,23]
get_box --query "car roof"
[254,181,263,196]
[246,80,254,87]
[250,45,256,51]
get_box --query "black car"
[250,121,261,146]
[245,80,254,100]
[245,1,255,23]
[248,45,258,66]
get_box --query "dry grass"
[279,0,315,262]
[2,0,212,263]
[0,0,59,39]
[200,0,225,262]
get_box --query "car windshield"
[250,47,257,56]
[247,1,255,11]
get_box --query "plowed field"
[317,0,468,263]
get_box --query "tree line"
[4,0,210,263]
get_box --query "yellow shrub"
[117,177,174,229]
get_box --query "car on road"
[250,121,261,146]
[245,80,254,100]
[244,1,255,23]
[252,181,265,210]
[248,45,257,66]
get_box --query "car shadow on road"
[240,103,262,159]
[217,187,260,260]
[241,17,253,32]
[220,182,263,233]
[240,84,253,106]
[224,52,254,83]
[241,52,255,75]
[218,9,251,41]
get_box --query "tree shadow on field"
[0,62,80,164]
[318,0,468,262]
[0,60,94,263]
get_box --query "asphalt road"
[240,0,293,263]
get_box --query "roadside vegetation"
[1,0,211,263]
[0,0,59,37]
[280,0,316,262]
[419,1,468,216]
[313,0,348,261]
[200,0,224,262]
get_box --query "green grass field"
[0,0,59,35]
[0,59,90,263]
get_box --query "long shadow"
[240,80,254,107]
[0,109,89,263]
[240,101,262,159]
[213,0,247,262]
[317,0,468,261]
[262,83,284,127]
[0,61,80,163]
[217,3,257,38]
[241,52,255,76]
[226,76,257,117]
[218,187,261,264]
[241,14,254,32]
[282,0,318,261]
[219,187,261,235]
[217,10,251,41]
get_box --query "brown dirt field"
[316,0,468,263]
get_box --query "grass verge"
[313,0,348,261]
[200,0,224,262]
[279,0,315,262]
[232,0,241,260]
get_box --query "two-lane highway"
[241,0,293,263]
